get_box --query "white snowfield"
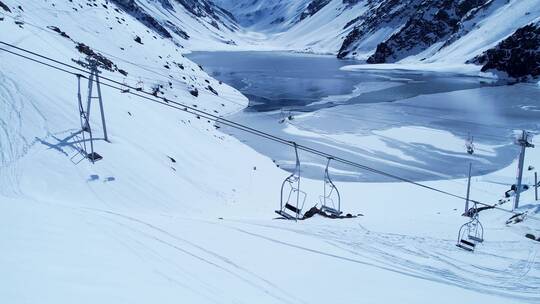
[0,0,539,304]
[217,0,540,66]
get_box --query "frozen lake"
[188,51,540,182]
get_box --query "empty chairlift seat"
[456,206,484,252]
[275,143,306,220]
[319,157,342,216]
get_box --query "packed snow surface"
[0,0,539,303]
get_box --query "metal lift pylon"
[513,130,535,210]
[76,62,109,163]
[275,143,306,220]
[320,157,342,216]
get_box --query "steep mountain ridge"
[1,1,540,303]
[215,0,540,79]
[471,20,540,81]
[211,0,313,32]
[339,0,496,61]
[97,0,243,48]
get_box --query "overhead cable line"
[1,41,539,222]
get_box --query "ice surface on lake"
[189,52,540,181]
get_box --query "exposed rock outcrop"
[470,22,540,81]
[299,0,331,21]
[338,0,494,62]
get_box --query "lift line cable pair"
[1,42,539,222]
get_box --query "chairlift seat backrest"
[468,235,484,243]
[457,239,475,252]
[285,203,301,214]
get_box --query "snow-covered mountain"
[211,0,313,32]
[338,0,540,64]
[470,20,540,81]
[109,0,239,43]
[1,0,540,303]
[215,0,540,79]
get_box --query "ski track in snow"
[1,0,540,303]
[0,71,47,197]
[215,219,540,303]
[87,208,308,304]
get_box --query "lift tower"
[514,130,534,210]
[76,61,109,163]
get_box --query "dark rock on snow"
[470,22,540,81]
[0,1,11,13]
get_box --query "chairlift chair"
[14,13,24,25]
[121,79,130,93]
[456,204,484,252]
[135,79,144,92]
[276,143,306,220]
[278,109,286,124]
[319,157,342,216]
[465,134,475,155]
[278,109,294,124]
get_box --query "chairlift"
[278,109,287,124]
[14,13,24,25]
[465,133,475,155]
[275,143,306,220]
[514,130,535,147]
[456,203,484,252]
[135,79,144,92]
[121,79,130,93]
[278,109,294,124]
[319,157,342,216]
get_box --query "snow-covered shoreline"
[341,62,497,79]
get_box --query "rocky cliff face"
[299,0,332,21]
[112,0,237,42]
[211,0,312,32]
[471,22,540,81]
[338,0,494,62]
[112,0,174,38]
[367,0,493,63]
[338,0,422,59]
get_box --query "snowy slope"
[212,0,312,33]
[1,0,540,303]
[212,0,540,79]
[269,0,369,55]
